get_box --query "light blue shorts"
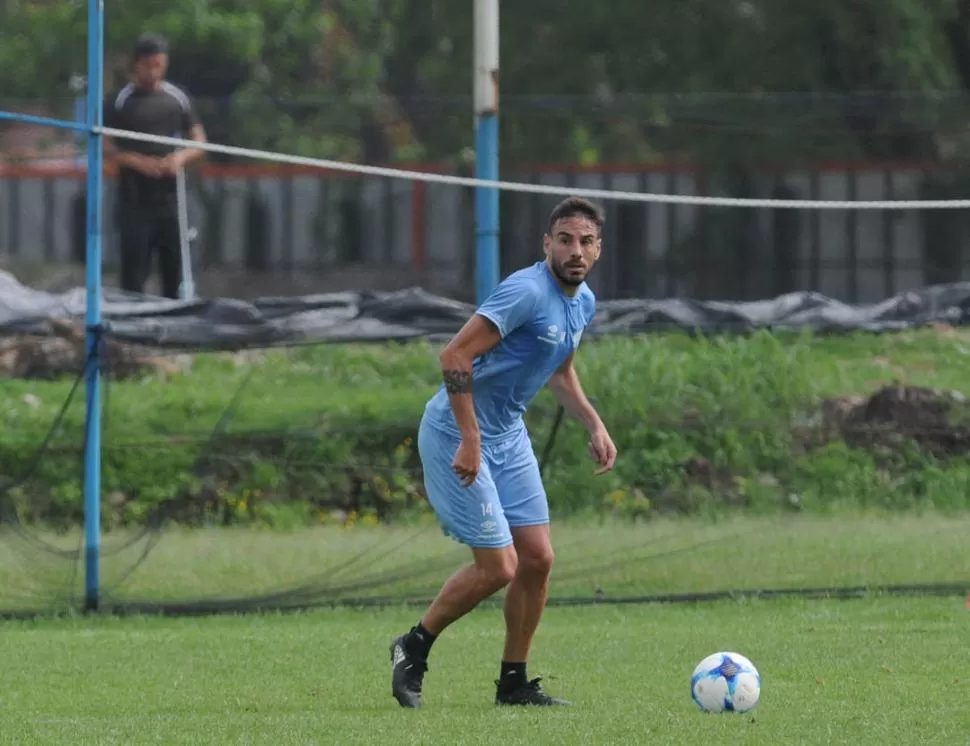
[417,414,549,549]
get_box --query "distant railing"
[1,158,968,303]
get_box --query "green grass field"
[0,513,968,744]
[1,597,968,745]
[1,512,968,612]
[4,329,970,742]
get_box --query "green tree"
[3,0,970,167]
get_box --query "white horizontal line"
[96,126,970,210]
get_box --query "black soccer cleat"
[390,634,428,709]
[494,677,571,707]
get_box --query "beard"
[551,259,587,286]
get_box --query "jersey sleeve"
[475,276,541,338]
[160,82,202,135]
[103,93,128,147]
[176,87,201,133]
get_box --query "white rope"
[98,126,970,210]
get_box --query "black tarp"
[1,270,969,350]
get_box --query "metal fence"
[1,159,968,303]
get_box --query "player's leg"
[117,202,152,295]
[418,545,517,637]
[490,428,568,706]
[503,523,553,663]
[389,416,518,709]
[155,202,183,300]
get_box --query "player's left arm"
[168,90,207,171]
[546,352,601,431]
[179,122,207,167]
[547,352,617,474]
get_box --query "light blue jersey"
[418,260,597,548]
[423,260,596,443]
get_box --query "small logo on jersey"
[539,325,566,345]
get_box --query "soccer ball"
[690,651,761,713]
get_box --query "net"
[1,124,970,619]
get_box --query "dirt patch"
[0,318,185,380]
[820,383,970,458]
[679,383,970,500]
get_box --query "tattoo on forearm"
[443,369,473,394]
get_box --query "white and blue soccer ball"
[690,651,761,713]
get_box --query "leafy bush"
[4,328,970,528]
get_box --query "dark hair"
[133,33,169,60]
[547,196,605,235]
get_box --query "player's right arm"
[440,277,540,485]
[111,148,162,175]
[439,316,500,487]
[439,315,501,440]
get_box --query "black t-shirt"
[104,81,200,206]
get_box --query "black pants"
[117,200,183,299]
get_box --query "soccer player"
[104,33,206,299]
[390,196,618,708]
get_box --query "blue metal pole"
[475,115,499,304]
[0,111,89,132]
[83,0,105,612]
[474,0,500,304]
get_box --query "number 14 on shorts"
[478,501,502,543]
